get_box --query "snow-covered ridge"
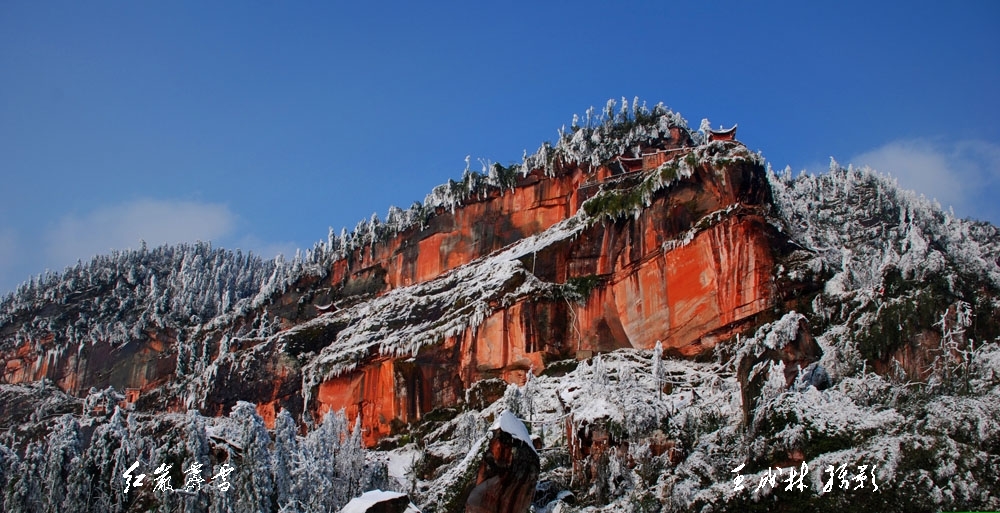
[768,162,1000,293]
[0,99,699,352]
[296,213,590,407]
[0,242,283,350]
[314,99,699,263]
[2,97,1000,511]
[767,162,1000,368]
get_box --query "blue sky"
[2,1,998,294]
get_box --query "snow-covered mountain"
[1,99,998,512]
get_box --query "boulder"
[339,490,420,513]
[466,411,540,513]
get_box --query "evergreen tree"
[522,370,538,424]
[8,441,43,511]
[43,414,81,513]
[84,407,133,513]
[229,401,275,513]
[296,409,348,512]
[0,442,19,512]
[63,452,91,513]
[337,417,365,501]
[653,340,665,402]
[272,409,298,511]
[182,410,212,513]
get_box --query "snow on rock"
[298,214,589,407]
[468,409,541,513]
[752,311,803,351]
[339,489,417,513]
[491,409,536,455]
[382,445,421,488]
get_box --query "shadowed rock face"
[0,141,787,447]
[466,429,540,513]
[1,331,177,402]
[738,316,825,429]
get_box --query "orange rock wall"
[314,158,781,444]
[0,147,781,448]
[1,333,175,398]
[331,167,589,292]
[603,215,774,354]
[317,359,398,446]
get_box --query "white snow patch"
[339,490,411,513]
[492,409,537,455]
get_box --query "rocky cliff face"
[225,142,785,445]
[0,135,784,446]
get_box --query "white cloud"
[0,199,309,295]
[850,139,1000,223]
[851,140,964,208]
[43,198,237,267]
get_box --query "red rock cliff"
[297,142,783,445]
[0,139,786,447]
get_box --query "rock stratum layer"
[303,145,780,444]
[0,136,784,446]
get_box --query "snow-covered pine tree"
[181,410,212,513]
[81,406,132,513]
[229,401,275,513]
[294,408,346,511]
[290,408,377,511]
[272,408,298,511]
[42,414,81,513]
[63,442,94,513]
[653,340,665,402]
[6,440,43,511]
[502,383,525,417]
[0,442,19,512]
[336,416,365,501]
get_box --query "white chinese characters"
[823,463,879,493]
[731,461,880,494]
[122,460,234,496]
